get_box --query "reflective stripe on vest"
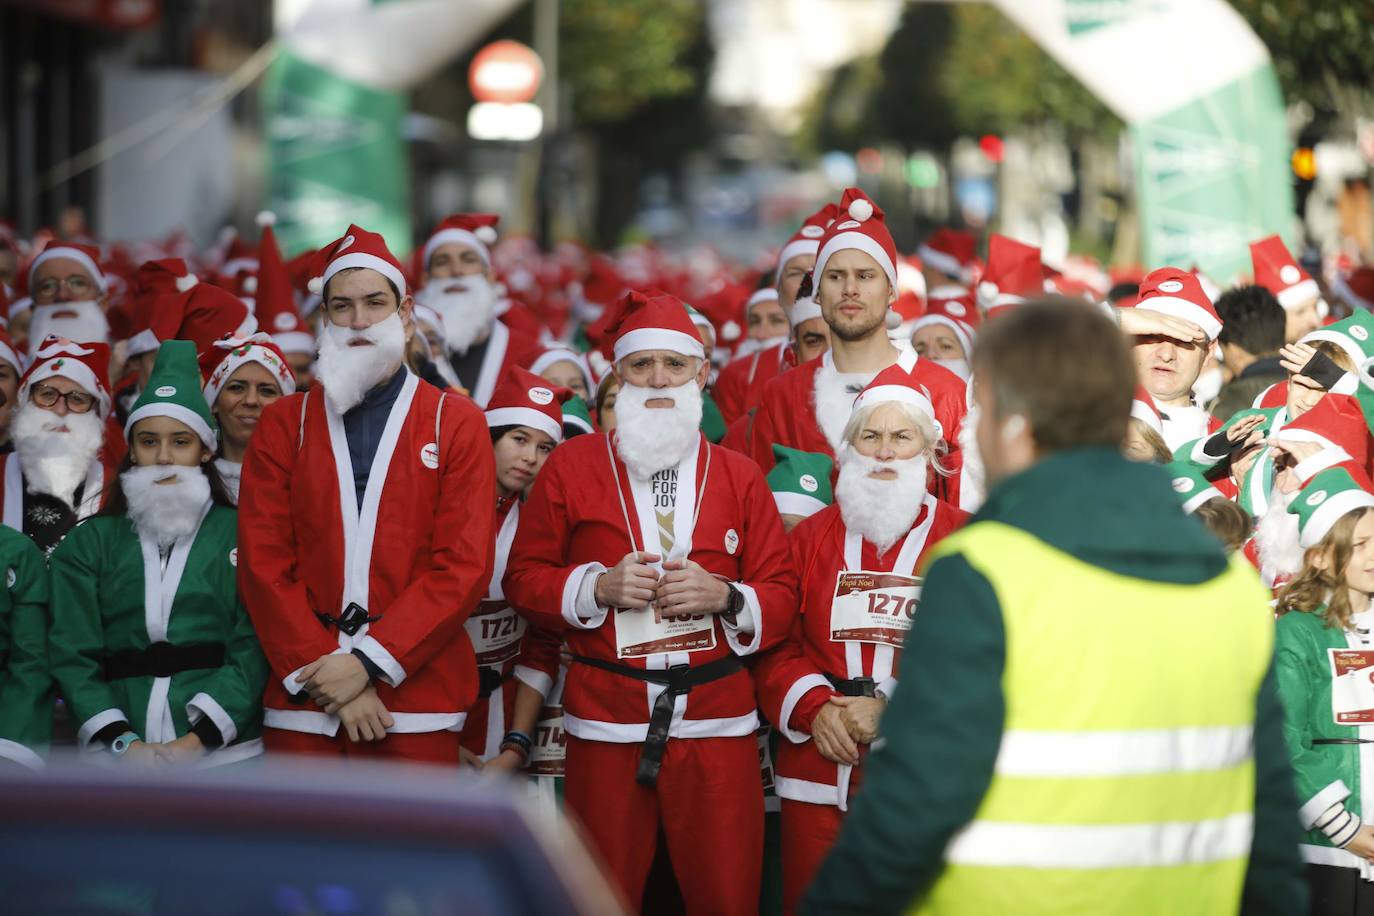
[911,521,1274,916]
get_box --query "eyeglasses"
[32,274,95,300]
[30,383,96,413]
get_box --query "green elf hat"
[1305,307,1374,388]
[1165,459,1226,515]
[700,390,727,443]
[768,445,833,518]
[123,339,218,451]
[1289,466,1374,548]
[562,395,595,436]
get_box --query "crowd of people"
[2,183,1374,914]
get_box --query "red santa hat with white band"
[790,296,822,329]
[21,336,113,415]
[810,188,898,294]
[1250,235,1320,310]
[918,228,977,284]
[775,203,840,284]
[199,332,297,408]
[310,224,408,298]
[848,349,942,439]
[910,292,978,356]
[977,235,1043,317]
[1132,266,1223,341]
[27,241,107,293]
[423,213,500,271]
[484,365,572,443]
[609,290,705,363]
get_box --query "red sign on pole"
[469,40,543,105]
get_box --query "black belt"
[315,602,381,637]
[477,665,505,699]
[1314,738,1374,745]
[104,642,225,680]
[825,673,877,698]
[571,653,744,787]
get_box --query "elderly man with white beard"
[0,337,115,555]
[25,242,112,346]
[752,350,968,914]
[413,213,540,407]
[504,290,797,916]
[239,224,496,764]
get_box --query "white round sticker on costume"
[1172,477,1194,494]
[835,220,861,231]
[1157,280,1184,294]
[5,568,14,588]
[229,548,238,568]
[1280,265,1301,285]
[528,386,554,406]
[274,313,295,331]
[1353,327,1369,342]
[1306,489,1328,507]
[155,385,176,397]
[420,442,440,470]
[800,474,819,493]
[945,302,967,317]
[801,225,825,239]
[725,529,739,555]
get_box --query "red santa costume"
[238,225,495,763]
[503,292,797,915]
[748,190,966,503]
[713,288,797,426]
[753,360,968,914]
[461,367,572,761]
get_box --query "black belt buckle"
[850,676,876,698]
[337,602,372,637]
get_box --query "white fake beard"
[28,300,110,346]
[122,464,211,549]
[13,401,104,506]
[613,380,703,480]
[835,447,929,554]
[934,357,971,381]
[314,311,406,415]
[1254,487,1304,578]
[814,364,875,451]
[418,275,498,355]
[956,401,985,512]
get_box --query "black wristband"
[1299,351,1347,391]
[351,648,385,683]
[502,730,532,754]
[190,715,225,750]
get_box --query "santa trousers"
[264,726,462,764]
[780,798,844,916]
[564,733,763,916]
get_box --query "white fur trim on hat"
[125,402,217,452]
[529,348,594,394]
[272,330,316,356]
[1299,327,1366,370]
[790,296,823,329]
[321,252,407,299]
[775,239,821,283]
[774,490,827,518]
[1136,297,1222,340]
[23,359,109,416]
[202,340,298,409]
[1129,399,1165,437]
[484,406,562,443]
[747,288,779,308]
[1300,487,1374,548]
[917,244,967,281]
[814,231,897,292]
[27,246,106,293]
[850,384,941,438]
[423,228,491,270]
[125,329,161,359]
[1277,278,1321,310]
[909,314,974,359]
[1181,485,1224,515]
[613,328,705,363]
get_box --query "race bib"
[614,603,717,658]
[830,571,922,647]
[1330,648,1374,724]
[528,704,566,777]
[464,600,527,667]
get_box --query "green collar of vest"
[974,447,1228,584]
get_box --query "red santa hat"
[609,290,705,363]
[254,212,314,356]
[216,233,259,287]
[1130,385,1165,437]
[909,293,978,356]
[1133,266,1223,341]
[746,286,780,320]
[27,241,106,294]
[775,203,841,283]
[1250,235,1321,310]
[811,188,898,293]
[790,295,823,329]
[199,332,298,407]
[21,336,112,415]
[310,224,408,299]
[848,349,942,438]
[1333,266,1374,314]
[528,345,595,395]
[423,213,500,271]
[484,365,572,443]
[1277,393,1370,472]
[977,235,1043,316]
[126,258,201,358]
[918,228,977,284]
[138,284,259,358]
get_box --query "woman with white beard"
[198,333,297,505]
[48,341,268,768]
[752,359,969,915]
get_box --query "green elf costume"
[0,525,52,768]
[47,341,268,764]
[1275,467,1374,878]
[561,395,595,437]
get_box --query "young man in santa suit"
[238,224,496,763]
[413,213,540,407]
[503,290,797,915]
[749,188,966,504]
[0,336,116,556]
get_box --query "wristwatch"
[722,582,745,623]
[110,731,141,756]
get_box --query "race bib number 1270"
[830,571,921,648]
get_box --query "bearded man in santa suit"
[503,290,798,915]
[238,224,496,763]
[412,213,540,407]
[25,241,113,346]
[0,336,116,556]
[749,188,966,504]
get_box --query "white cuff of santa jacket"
[1299,779,1352,830]
[0,737,43,770]
[1314,801,1363,848]
[353,634,406,688]
[186,692,238,746]
[281,647,351,696]
[778,673,834,744]
[565,562,610,629]
[722,581,762,655]
[514,664,554,699]
[876,676,898,700]
[77,707,131,749]
[1291,446,1354,486]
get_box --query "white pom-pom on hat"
[242,276,258,295]
[721,320,742,342]
[256,210,277,228]
[977,280,999,309]
[307,276,324,296]
[475,225,498,244]
[175,274,198,292]
[848,197,874,222]
[885,308,902,331]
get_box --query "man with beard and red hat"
[749,189,966,504]
[26,242,112,347]
[503,290,797,915]
[413,214,540,407]
[238,224,496,763]
[1,336,116,555]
